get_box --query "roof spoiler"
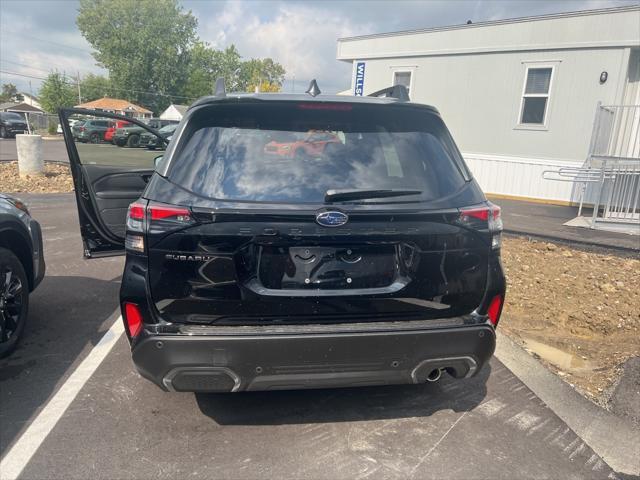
[367,85,410,101]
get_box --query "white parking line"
[0,317,124,480]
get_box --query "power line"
[0,69,195,101]
[0,60,51,74]
[0,29,94,54]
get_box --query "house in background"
[19,92,42,110]
[0,102,45,116]
[159,104,188,121]
[337,6,640,206]
[75,97,153,119]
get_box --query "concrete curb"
[494,331,640,476]
[504,230,640,256]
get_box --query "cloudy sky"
[1,0,637,98]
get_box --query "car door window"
[68,113,163,168]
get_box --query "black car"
[0,194,45,357]
[140,123,177,150]
[112,118,177,147]
[0,112,29,138]
[59,83,505,393]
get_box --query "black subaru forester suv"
[59,83,505,393]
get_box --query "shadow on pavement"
[195,363,490,426]
[0,275,121,455]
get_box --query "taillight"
[123,302,143,338]
[149,205,191,222]
[487,294,504,326]
[79,126,85,132]
[459,202,503,249]
[125,201,194,253]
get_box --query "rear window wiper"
[324,189,423,203]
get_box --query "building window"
[393,71,411,90]
[519,67,553,125]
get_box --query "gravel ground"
[0,161,73,193]
[1,164,637,408]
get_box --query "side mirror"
[154,155,163,168]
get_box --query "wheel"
[0,248,29,358]
[0,126,6,138]
[115,139,125,147]
[89,132,100,144]
[127,134,140,148]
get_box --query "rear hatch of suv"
[142,100,493,326]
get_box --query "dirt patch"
[0,161,73,193]
[500,236,640,406]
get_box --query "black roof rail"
[367,84,410,101]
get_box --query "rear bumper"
[131,322,495,392]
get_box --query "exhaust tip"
[426,368,442,382]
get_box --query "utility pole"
[76,72,82,104]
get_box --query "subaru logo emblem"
[316,210,349,227]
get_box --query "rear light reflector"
[123,302,143,338]
[487,294,503,326]
[125,233,145,252]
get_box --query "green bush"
[48,119,58,135]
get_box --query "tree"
[183,43,242,99]
[183,43,286,98]
[77,0,198,113]
[79,74,112,102]
[0,83,18,103]
[240,58,285,92]
[39,73,77,113]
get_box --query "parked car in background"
[75,119,114,143]
[105,120,132,143]
[0,194,45,357]
[113,118,177,147]
[71,120,87,140]
[0,112,28,138]
[58,118,84,135]
[140,123,178,150]
[59,84,505,393]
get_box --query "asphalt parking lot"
[0,138,69,164]
[0,193,631,479]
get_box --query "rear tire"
[127,134,140,148]
[0,248,29,358]
[89,132,100,144]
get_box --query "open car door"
[59,108,168,258]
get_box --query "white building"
[337,6,640,205]
[19,92,42,110]
[160,104,188,121]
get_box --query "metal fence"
[543,103,640,232]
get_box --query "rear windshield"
[168,102,468,204]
